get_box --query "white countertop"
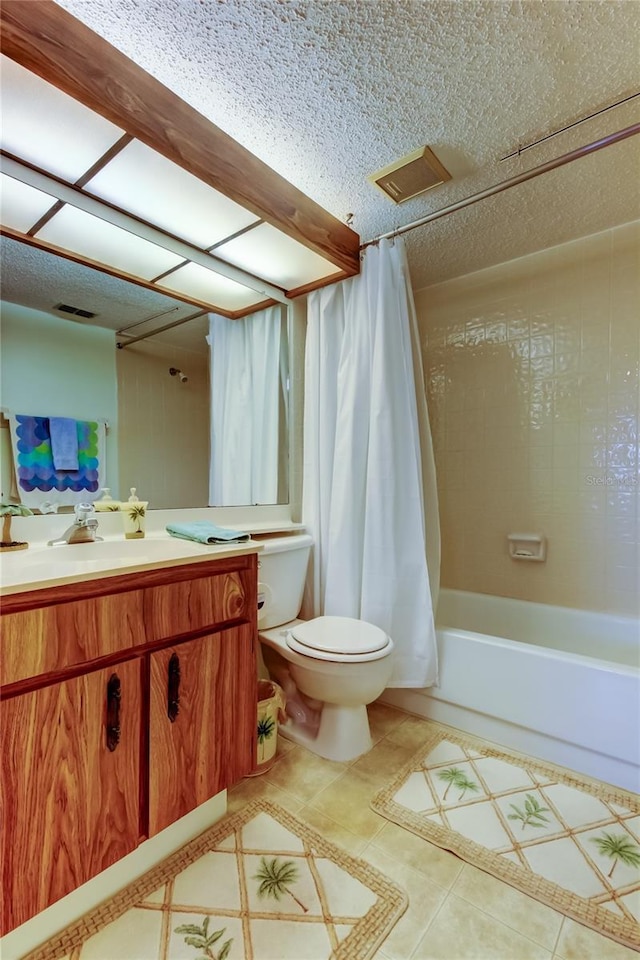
[0,534,263,596]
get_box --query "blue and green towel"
[166,521,250,544]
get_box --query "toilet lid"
[289,616,389,655]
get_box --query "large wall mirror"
[0,2,361,515]
[0,236,291,510]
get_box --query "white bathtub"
[383,589,640,792]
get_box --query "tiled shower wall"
[116,340,209,509]
[414,221,639,616]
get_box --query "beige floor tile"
[275,734,297,755]
[384,714,435,751]
[452,863,564,951]
[351,738,417,787]
[262,743,349,800]
[359,846,447,959]
[308,769,387,840]
[371,821,464,890]
[43,706,636,960]
[369,700,409,741]
[411,893,553,959]
[227,774,303,815]
[296,805,368,856]
[555,917,640,959]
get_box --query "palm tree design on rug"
[174,916,233,959]
[436,767,479,801]
[507,794,551,831]
[257,715,276,761]
[253,856,309,913]
[590,831,640,879]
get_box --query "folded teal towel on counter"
[166,521,250,544]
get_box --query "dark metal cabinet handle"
[167,653,181,723]
[106,673,121,752]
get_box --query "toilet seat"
[286,616,392,663]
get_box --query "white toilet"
[257,534,394,761]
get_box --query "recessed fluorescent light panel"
[0,55,125,183]
[84,140,260,248]
[0,174,59,232]
[214,222,339,289]
[37,206,185,279]
[156,261,266,311]
[1,45,350,317]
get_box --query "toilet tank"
[257,534,313,629]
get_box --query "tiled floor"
[228,703,639,960]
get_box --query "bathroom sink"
[42,535,230,570]
[47,538,184,563]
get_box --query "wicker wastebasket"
[248,679,287,776]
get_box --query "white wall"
[0,302,118,499]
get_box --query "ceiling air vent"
[54,303,97,319]
[368,146,451,203]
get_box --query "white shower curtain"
[208,306,284,506]
[303,238,439,687]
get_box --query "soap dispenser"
[121,487,149,539]
[94,488,120,512]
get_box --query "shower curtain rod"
[362,123,640,248]
[116,308,207,349]
[116,305,181,337]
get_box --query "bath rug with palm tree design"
[24,799,408,960]
[370,725,640,951]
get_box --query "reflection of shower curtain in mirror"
[208,307,283,506]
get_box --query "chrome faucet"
[48,502,103,546]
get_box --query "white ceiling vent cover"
[369,146,451,203]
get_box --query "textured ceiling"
[6,0,640,346]
[0,238,210,351]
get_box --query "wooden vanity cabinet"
[149,623,255,835]
[0,553,257,936]
[1,660,143,933]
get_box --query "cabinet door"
[0,660,142,935]
[149,625,256,835]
